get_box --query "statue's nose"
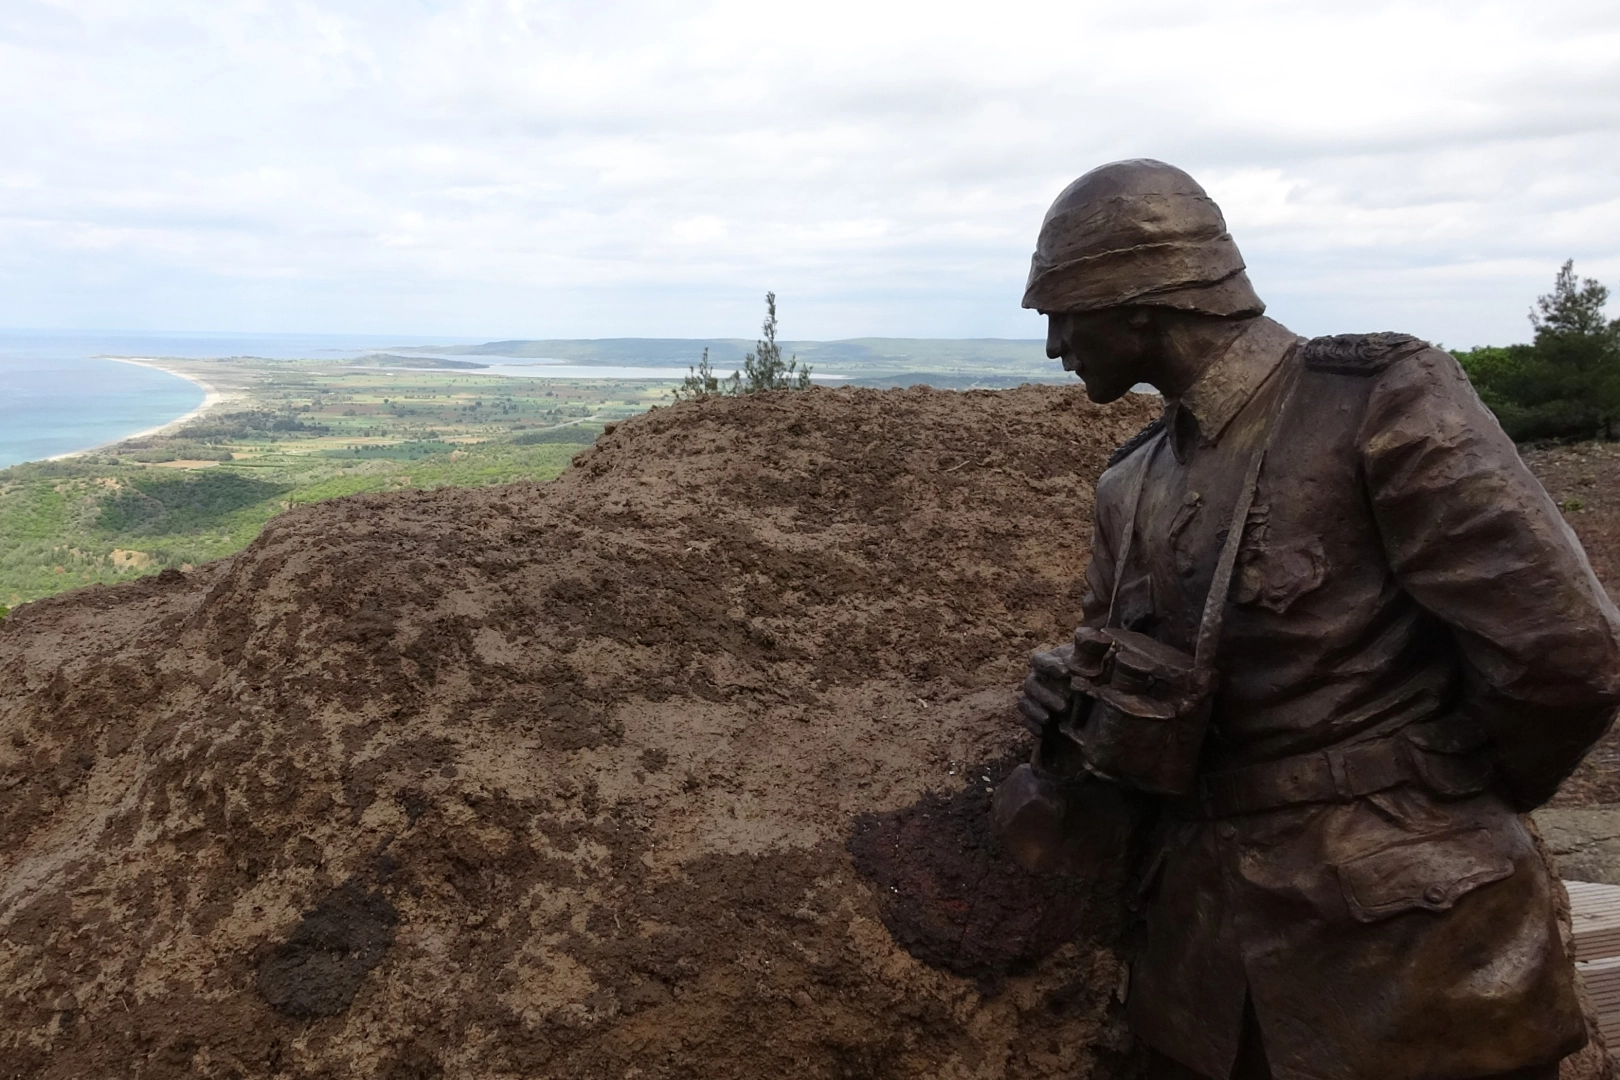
[1045,319,1064,360]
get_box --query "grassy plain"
[0,357,669,609]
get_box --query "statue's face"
[1045,309,1155,403]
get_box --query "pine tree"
[671,293,813,401]
[740,292,812,393]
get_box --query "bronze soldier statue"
[1009,159,1620,1080]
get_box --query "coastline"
[45,357,238,461]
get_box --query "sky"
[1,0,1617,347]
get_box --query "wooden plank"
[1578,931,1620,957]
[1565,881,1620,962]
[1566,883,1620,1052]
[1576,954,1620,1050]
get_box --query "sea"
[0,329,705,469]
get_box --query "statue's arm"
[1361,347,1620,809]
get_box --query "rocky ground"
[1,384,1616,1079]
[1529,440,1620,815]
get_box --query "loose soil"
[2,385,1614,1080]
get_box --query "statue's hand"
[1017,642,1076,734]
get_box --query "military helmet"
[1021,159,1264,318]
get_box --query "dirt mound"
[0,385,1164,1079]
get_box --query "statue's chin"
[1084,382,1128,405]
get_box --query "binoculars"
[1060,625,1216,798]
[992,625,1216,872]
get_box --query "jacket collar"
[1164,317,1300,462]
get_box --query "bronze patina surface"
[1013,159,1620,1080]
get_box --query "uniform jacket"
[1082,317,1620,1080]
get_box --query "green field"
[0,359,669,609]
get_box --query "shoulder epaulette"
[1107,414,1165,468]
[1301,332,1430,376]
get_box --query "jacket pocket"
[1336,825,1514,923]
[1234,537,1326,613]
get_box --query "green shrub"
[1458,262,1620,442]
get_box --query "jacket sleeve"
[1361,347,1620,809]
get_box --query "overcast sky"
[1,0,1617,346]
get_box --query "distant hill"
[391,337,1058,380]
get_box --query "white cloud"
[0,0,1616,345]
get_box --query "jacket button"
[1423,885,1447,905]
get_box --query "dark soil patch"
[849,749,1138,995]
[257,878,399,1018]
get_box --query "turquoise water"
[1,350,202,468]
[0,330,474,468]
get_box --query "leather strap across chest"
[1108,347,1302,678]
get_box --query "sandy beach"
[46,357,242,460]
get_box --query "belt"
[1197,732,1491,818]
